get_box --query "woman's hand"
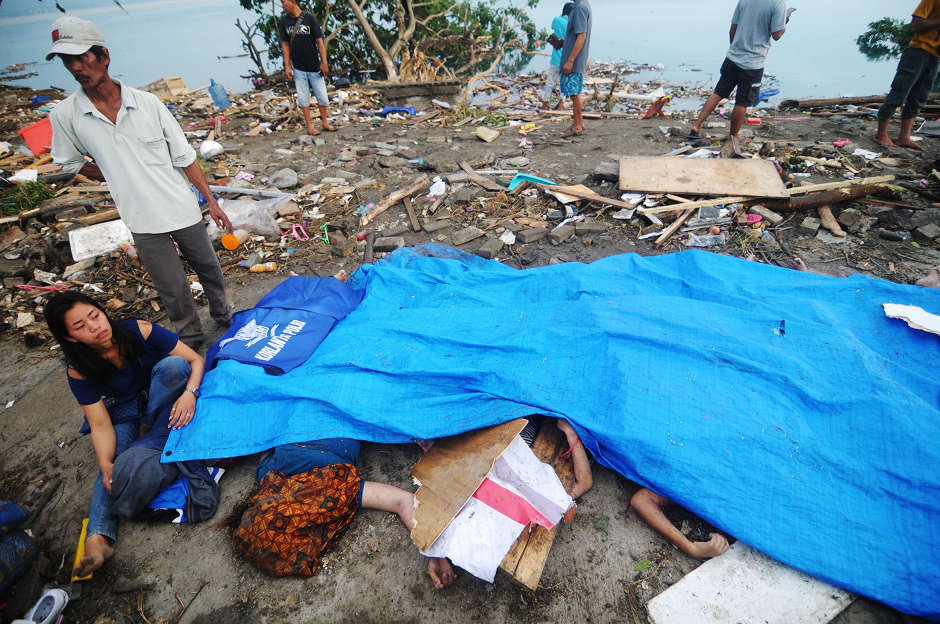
[100,461,114,494]
[169,391,196,429]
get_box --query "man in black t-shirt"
[278,0,336,134]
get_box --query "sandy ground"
[1,107,935,623]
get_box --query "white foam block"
[647,542,855,624]
[68,219,133,262]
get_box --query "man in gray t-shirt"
[688,0,789,143]
[559,0,592,138]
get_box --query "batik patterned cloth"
[560,72,583,96]
[233,463,362,577]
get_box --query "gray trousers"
[879,46,940,121]
[133,221,231,349]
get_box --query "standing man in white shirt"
[48,17,234,350]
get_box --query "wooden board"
[411,419,526,553]
[647,541,854,624]
[498,420,576,590]
[619,156,789,199]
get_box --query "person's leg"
[630,488,729,558]
[78,422,139,577]
[310,72,335,131]
[730,105,748,140]
[572,93,583,131]
[141,355,191,429]
[730,64,762,140]
[560,72,585,136]
[542,65,560,108]
[876,47,922,146]
[691,58,737,135]
[133,231,204,350]
[293,69,317,135]
[897,51,940,150]
[916,266,940,288]
[168,222,232,328]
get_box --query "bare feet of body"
[916,266,940,289]
[428,557,457,590]
[334,269,348,283]
[788,258,808,272]
[73,534,114,577]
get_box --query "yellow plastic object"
[221,229,249,251]
[70,518,93,582]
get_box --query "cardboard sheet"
[618,156,789,198]
[883,303,940,336]
[411,419,526,552]
[648,542,855,624]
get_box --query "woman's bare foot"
[73,534,114,578]
[428,557,456,590]
[334,269,348,283]
[306,125,321,136]
[788,258,808,272]
[916,266,940,289]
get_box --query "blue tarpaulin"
[166,245,940,619]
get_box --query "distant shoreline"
[0,0,228,26]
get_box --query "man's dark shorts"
[714,57,764,108]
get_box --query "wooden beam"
[404,198,421,232]
[780,93,940,109]
[361,175,428,226]
[537,184,635,210]
[459,161,503,192]
[787,176,894,195]
[639,196,752,216]
[73,208,120,226]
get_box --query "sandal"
[322,123,338,132]
[561,126,583,138]
[684,130,703,141]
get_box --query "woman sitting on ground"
[45,291,206,578]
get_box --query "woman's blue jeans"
[86,356,190,541]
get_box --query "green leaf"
[593,515,609,533]
[634,560,652,571]
[912,241,922,249]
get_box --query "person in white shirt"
[48,16,234,350]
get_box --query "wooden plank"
[655,206,697,248]
[538,184,635,210]
[459,161,503,192]
[411,419,527,552]
[404,199,421,232]
[499,421,577,590]
[664,145,694,158]
[619,156,789,198]
[639,196,752,216]
[780,93,940,109]
[787,175,894,195]
[73,208,119,226]
[361,175,428,226]
[647,542,854,624]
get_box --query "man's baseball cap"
[46,16,106,61]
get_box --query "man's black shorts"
[714,57,764,108]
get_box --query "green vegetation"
[0,182,55,218]
[856,18,913,61]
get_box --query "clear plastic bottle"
[249,262,277,273]
[120,242,138,258]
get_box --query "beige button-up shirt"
[50,80,201,234]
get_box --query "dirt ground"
[1,106,936,623]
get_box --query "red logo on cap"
[52,30,59,43]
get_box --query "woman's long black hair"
[45,291,142,384]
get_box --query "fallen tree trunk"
[759,184,889,213]
[780,93,940,109]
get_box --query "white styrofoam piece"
[647,542,855,624]
[883,303,940,336]
[421,436,573,583]
[68,219,133,262]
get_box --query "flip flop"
[684,131,703,140]
[322,124,338,132]
[561,127,583,138]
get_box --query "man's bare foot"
[895,137,923,151]
[321,122,337,132]
[306,126,321,136]
[916,266,940,289]
[73,534,114,578]
[428,557,456,590]
[745,254,758,262]
[788,258,808,272]
[334,269,348,283]
[873,133,896,147]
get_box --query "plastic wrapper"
[206,198,280,241]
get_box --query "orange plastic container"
[18,116,53,156]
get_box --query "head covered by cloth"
[233,463,362,577]
[46,16,106,60]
